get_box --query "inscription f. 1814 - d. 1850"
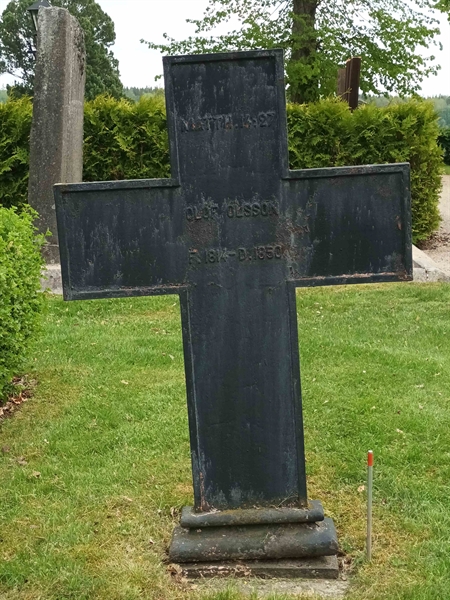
[55,50,412,515]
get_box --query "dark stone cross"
[55,50,412,570]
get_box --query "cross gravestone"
[55,50,412,576]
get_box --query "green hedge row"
[287,99,442,242]
[0,96,443,242]
[0,98,33,210]
[0,206,45,401]
[84,96,170,182]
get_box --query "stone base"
[413,245,450,282]
[42,243,61,264]
[176,555,339,580]
[169,518,338,563]
[180,500,324,528]
[41,264,63,295]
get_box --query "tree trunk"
[288,0,319,104]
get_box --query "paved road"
[423,175,450,275]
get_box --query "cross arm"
[281,164,413,286]
[54,178,188,300]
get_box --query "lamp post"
[27,0,51,33]
[27,0,51,57]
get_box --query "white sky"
[0,0,449,96]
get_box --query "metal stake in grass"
[367,450,374,561]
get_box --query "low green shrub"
[438,127,450,165]
[0,206,45,401]
[287,98,442,242]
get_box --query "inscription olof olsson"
[189,245,284,265]
[186,200,279,222]
[180,111,276,133]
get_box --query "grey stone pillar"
[28,7,86,263]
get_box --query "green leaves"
[142,0,442,103]
[438,127,450,165]
[0,96,32,209]
[436,0,450,21]
[0,205,45,400]
[83,95,170,183]
[0,0,122,100]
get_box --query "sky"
[0,0,449,96]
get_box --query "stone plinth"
[169,503,338,578]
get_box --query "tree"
[436,0,450,20]
[143,0,442,103]
[0,0,123,100]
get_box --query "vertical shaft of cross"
[182,280,307,511]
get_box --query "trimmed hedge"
[287,99,442,242]
[84,95,170,182]
[0,206,45,400]
[0,98,33,210]
[0,96,443,242]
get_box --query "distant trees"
[434,96,450,127]
[0,0,123,100]
[364,95,450,127]
[123,87,164,103]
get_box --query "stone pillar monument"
[28,6,86,263]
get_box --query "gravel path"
[421,175,450,275]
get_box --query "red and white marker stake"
[367,450,374,561]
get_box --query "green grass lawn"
[1,283,450,600]
[443,164,450,175]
